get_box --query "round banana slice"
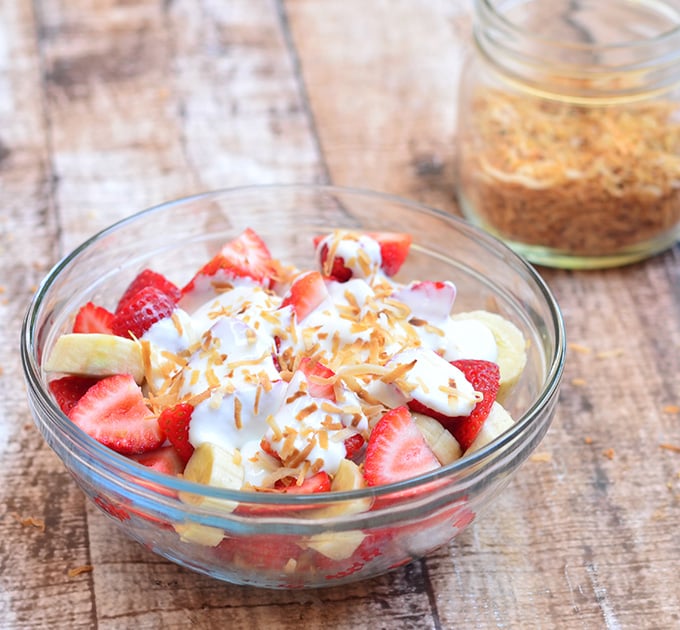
[452,310,527,400]
[180,442,244,513]
[412,412,462,465]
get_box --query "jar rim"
[475,0,680,98]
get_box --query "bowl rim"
[21,183,566,507]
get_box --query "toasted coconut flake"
[296,403,319,422]
[266,415,282,441]
[381,360,416,384]
[233,397,243,429]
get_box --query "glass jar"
[456,0,680,269]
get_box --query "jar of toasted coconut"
[457,0,680,268]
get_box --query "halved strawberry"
[129,445,185,476]
[181,228,273,301]
[367,232,412,276]
[156,402,194,464]
[48,375,100,415]
[280,271,329,321]
[409,359,500,450]
[274,471,331,494]
[116,269,181,315]
[363,406,440,486]
[68,373,164,455]
[73,302,114,334]
[298,357,336,400]
[111,285,176,339]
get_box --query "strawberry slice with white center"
[180,228,274,311]
[363,406,440,486]
[68,373,164,455]
[280,271,329,321]
[297,357,336,400]
[73,302,115,334]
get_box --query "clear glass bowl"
[21,184,565,589]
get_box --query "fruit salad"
[45,228,527,520]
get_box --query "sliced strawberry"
[156,402,194,464]
[280,271,329,321]
[260,438,282,462]
[116,269,181,315]
[129,445,185,476]
[49,375,100,415]
[367,232,412,276]
[344,432,366,460]
[181,228,273,300]
[93,494,131,522]
[315,241,353,282]
[409,359,500,450]
[298,357,336,400]
[111,285,176,339]
[68,373,164,455]
[274,471,331,494]
[447,360,500,450]
[363,406,440,486]
[73,302,114,334]
[216,533,303,573]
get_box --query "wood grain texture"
[1,0,679,628]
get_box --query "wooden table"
[2,1,679,628]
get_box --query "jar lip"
[474,0,680,97]
[478,0,680,52]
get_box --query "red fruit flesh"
[297,357,336,400]
[181,228,274,298]
[116,269,181,314]
[280,271,329,321]
[409,359,500,451]
[73,302,114,334]
[363,406,440,486]
[49,375,100,415]
[367,232,412,276]
[317,242,353,282]
[156,402,195,464]
[111,285,176,339]
[130,445,185,476]
[274,471,332,494]
[68,374,164,455]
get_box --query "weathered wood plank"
[38,0,323,254]
[0,1,97,627]
[285,0,471,214]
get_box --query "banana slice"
[465,401,515,454]
[179,442,244,513]
[44,333,144,384]
[413,413,462,465]
[174,522,224,547]
[304,529,366,561]
[452,310,527,399]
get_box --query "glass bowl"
[21,184,565,589]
